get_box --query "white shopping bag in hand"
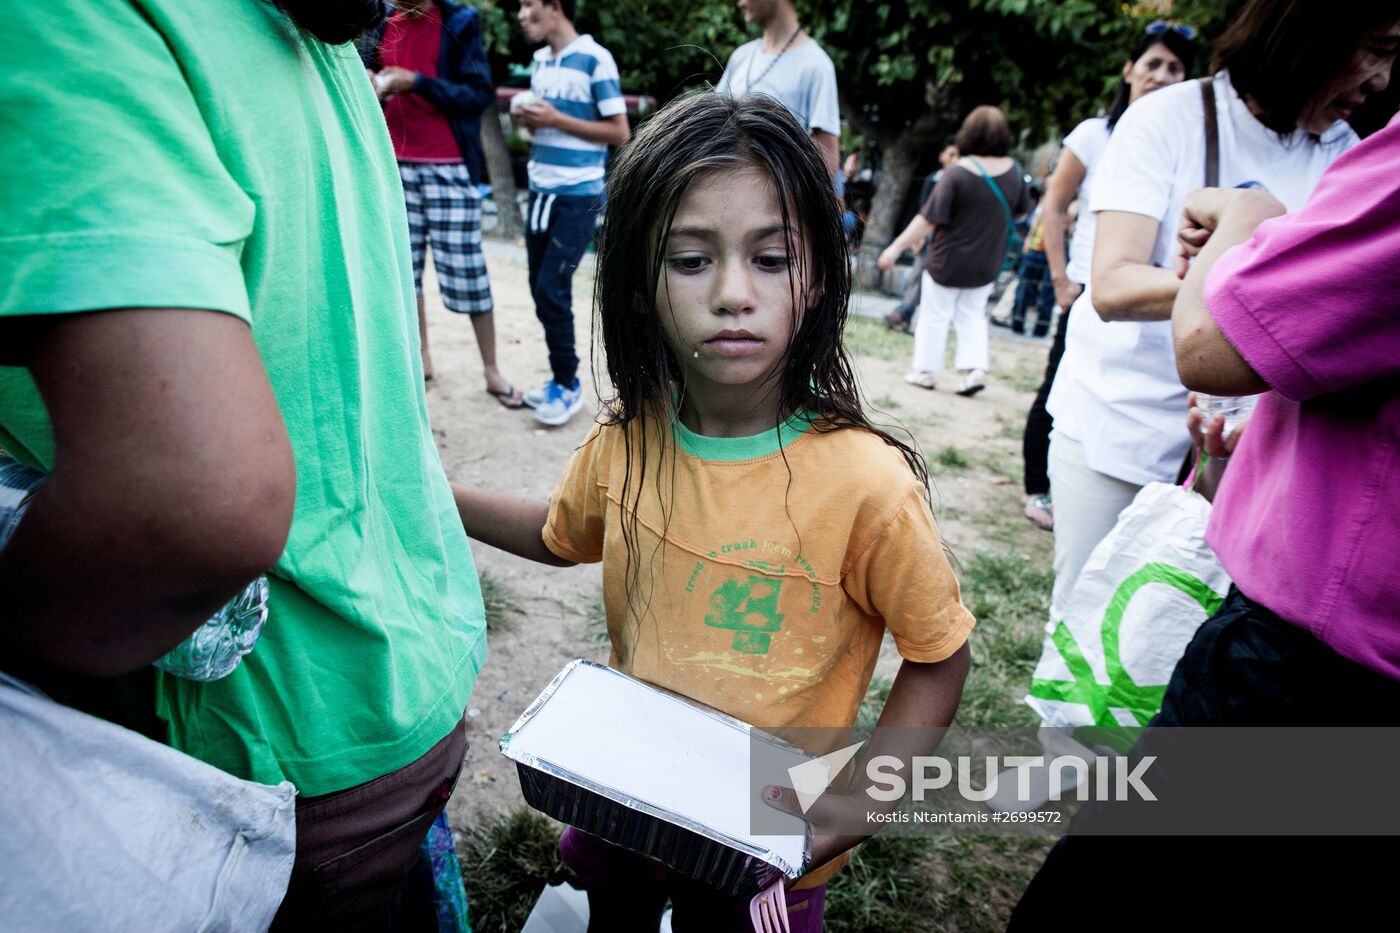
[1026,482,1231,730]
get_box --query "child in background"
[1007,200,1055,337]
[453,93,972,931]
[513,0,631,426]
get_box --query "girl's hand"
[876,245,900,272]
[760,784,867,874]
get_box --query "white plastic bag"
[1026,482,1231,729]
[0,673,296,931]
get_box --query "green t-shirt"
[0,1,486,794]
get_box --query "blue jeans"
[1010,249,1054,336]
[525,191,599,386]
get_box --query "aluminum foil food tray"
[499,659,812,897]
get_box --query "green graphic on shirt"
[705,575,785,654]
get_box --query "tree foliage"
[472,0,1242,249]
[478,0,1238,139]
[475,1,748,96]
[802,0,1239,147]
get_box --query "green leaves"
[477,0,1238,151]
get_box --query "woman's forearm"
[1092,261,1182,321]
[889,214,934,257]
[1091,210,1179,321]
[1172,191,1280,393]
[1041,150,1083,291]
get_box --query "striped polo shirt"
[527,34,625,196]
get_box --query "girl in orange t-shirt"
[453,92,972,930]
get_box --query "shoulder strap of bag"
[1200,77,1219,187]
[966,157,1016,233]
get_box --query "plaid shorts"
[399,162,493,315]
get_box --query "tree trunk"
[479,103,523,241]
[854,105,950,292]
[857,131,920,292]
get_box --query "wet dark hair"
[954,105,1012,157]
[594,93,931,626]
[274,0,387,44]
[1106,28,1198,130]
[1215,0,1400,135]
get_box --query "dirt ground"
[426,240,1055,828]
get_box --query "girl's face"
[654,166,808,399]
[1123,42,1187,104]
[1299,21,1400,133]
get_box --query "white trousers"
[912,273,992,373]
[1047,431,1143,622]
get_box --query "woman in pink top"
[1011,70,1400,928]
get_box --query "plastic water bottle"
[153,575,269,681]
[0,458,43,550]
[0,457,268,681]
[1194,393,1258,439]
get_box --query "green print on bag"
[1029,563,1224,729]
[705,575,785,655]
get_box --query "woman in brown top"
[879,106,1032,395]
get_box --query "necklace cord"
[743,24,803,92]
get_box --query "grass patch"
[993,411,1024,441]
[909,410,949,434]
[826,835,948,933]
[957,551,1051,729]
[922,836,1055,931]
[1005,360,1042,394]
[933,501,965,524]
[829,833,1053,933]
[844,316,910,361]
[933,445,971,472]
[478,571,518,633]
[870,393,902,412]
[976,451,1023,486]
[583,597,609,647]
[455,809,575,933]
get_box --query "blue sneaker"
[532,379,583,426]
[522,380,552,410]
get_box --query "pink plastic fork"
[748,879,792,933]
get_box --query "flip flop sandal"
[904,372,938,390]
[487,385,527,410]
[1023,494,1054,532]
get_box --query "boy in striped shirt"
[514,0,630,426]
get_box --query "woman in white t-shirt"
[1043,0,1398,623]
[1021,25,1196,533]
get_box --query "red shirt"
[380,6,461,163]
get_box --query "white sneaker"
[532,380,583,426]
[522,381,552,409]
[955,370,987,397]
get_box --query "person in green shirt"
[0,0,486,924]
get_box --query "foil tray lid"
[500,659,812,880]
